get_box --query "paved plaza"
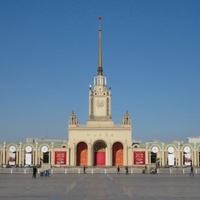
[0,173,199,200]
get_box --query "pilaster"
[88,142,92,166]
[2,142,6,165]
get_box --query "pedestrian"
[117,166,120,174]
[83,166,86,174]
[32,166,37,178]
[190,165,194,176]
[45,170,50,177]
[125,166,128,175]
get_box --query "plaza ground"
[0,173,199,200]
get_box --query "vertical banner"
[134,151,145,165]
[55,151,66,165]
[9,153,16,165]
[25,153,32,165]
[168,154,174,166]
[184,153,191,166]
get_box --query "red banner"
[55,151,66,165]
[134,151,145,165]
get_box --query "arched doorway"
[151,146,159,164]
[112,142,123,166]
[25,146,33,166]
[8,145,17,166]
[41,146,49,166]
[77,142,88,166]
[93,141,107,166]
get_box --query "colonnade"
[0,141,200,167]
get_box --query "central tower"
[87,17,113,127]
[68,17,132,166]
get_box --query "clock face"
[97,99,105,107]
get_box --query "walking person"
[32,166,37,178]
[190,165,194,176]
[117,166,120,174]
[125,166,128,175]
[83,165,86,174]
[142,168,146,174]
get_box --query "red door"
[77,142,88,166]
[93,141,106,166]
[113,142,123,166]
[94,152,105,165]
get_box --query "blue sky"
[0,0,200,142]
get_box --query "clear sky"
[0,0,200,143]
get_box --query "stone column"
[70,142,76,166]
[124,140,128,166]
[145,150,148,165]
[107,142,111,166]
[0,148,4,166]
[35,143,38,166]
[161,150,165,167]
[130,148,133,166]
[35,149,38,166]
[67,147,70,166]
[49,151,51,165]
[88,142,92,166]
[38,150,41,166]
[145,143,149,165]
[193,143,197,166]
[161,143,165,167]
[73,143,76,166]
[18,142,22,167]
[51,142,54,167]
[20,150,24,166]
[2,142,6,165]
[127,147,131,166]
[0,151,2,166]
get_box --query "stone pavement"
[0,173,199,200]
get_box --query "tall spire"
[98,16,103,76]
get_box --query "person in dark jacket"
[190,165,194,176]
[117,166,120,174]
[32,166,37,178]
[125,166,128,175]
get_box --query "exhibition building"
[1,18,200,169]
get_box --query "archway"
[8,145,17,166]
[77,142,88,166]
[25,146,33,166]
[93,141,107,166]
[40,145,50,166]
[112,142,123,166]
